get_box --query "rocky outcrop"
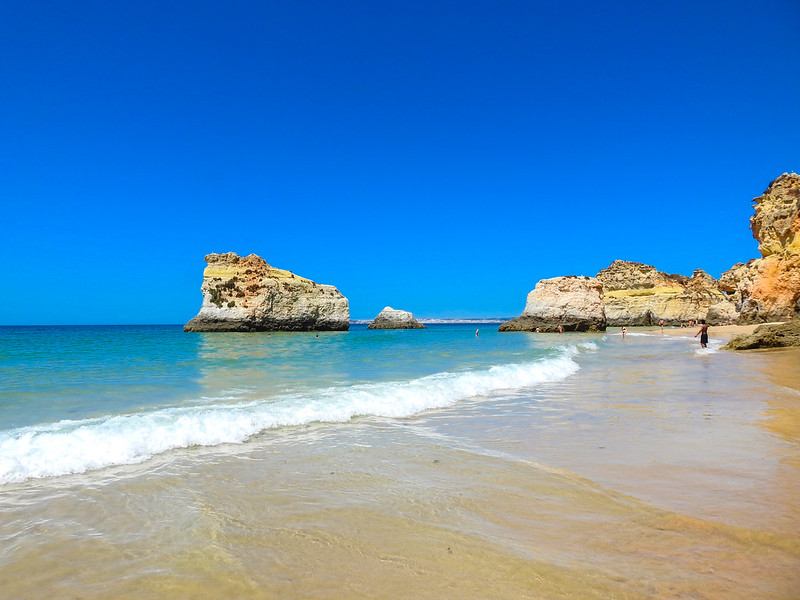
[367,307,426,329]
[722,319,800,350]
[720,173,800,322]
[184,253,349,332]
[499,174,798,331]
[705,299,739,325]
[596,260,732,326]
[499,276,606,332]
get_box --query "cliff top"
[203,252,314,283]
[751,172,800,258]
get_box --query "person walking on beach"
[621,326,627,339]
[695,320,709,348]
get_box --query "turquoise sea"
[1,324,799,598]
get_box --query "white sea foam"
[694,339,724,355]
[0,352,581,484]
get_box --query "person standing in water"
[695,320,709,348]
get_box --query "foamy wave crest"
[0,354,579,484]
[694,339,724,355]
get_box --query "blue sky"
[1,1,798,324]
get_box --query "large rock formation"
[596,260,732,326]
[723,319,800,350]
[184,253,349,332]
[499,276,606,332]
[719,173,800,322]
[498,173,798,331]
[367,307,426,329]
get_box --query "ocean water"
[0,324,798,598]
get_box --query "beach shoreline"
[619,322,784,342]
[1,324,798,599]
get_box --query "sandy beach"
[620,322,782,342]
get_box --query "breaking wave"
[0,349,584,484]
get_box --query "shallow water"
[0,325,798,598]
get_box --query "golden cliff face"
[752,173,800,258]
[499,276,607,332]
[501,174,797,330]
[184,252,350,332]
[723,173,800,322]
[750,173,800,319]
[596,261,730,325]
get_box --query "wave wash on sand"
[0,346,589,484]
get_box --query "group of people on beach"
[505,319,712,348]
[618,319,709,348]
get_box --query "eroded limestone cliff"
[596,261,731,326]
[501,173,798,332]
[720,172,800,322]
[499,276,606,332]
[184,253,349,332]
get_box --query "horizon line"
[0,318,514,328]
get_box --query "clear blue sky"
[1,1,798,324]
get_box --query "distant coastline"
[3,319,508,327]
[350,318,510,325]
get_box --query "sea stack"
[367,307,426,329]
[184,253,349,332]
[499,276,606,332]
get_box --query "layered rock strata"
[184,253,349,332]
[719,172,800,322]
[501,174,798,332]
[367,307,426,329]
[499,276,606,332]
[596,260,731,326]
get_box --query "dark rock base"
[498,316,606,333]
[722,320,800,350]
[184,317,349,332]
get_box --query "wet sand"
[631,323,767,341]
